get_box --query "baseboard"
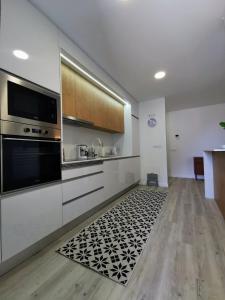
[0,181,139,277]
[140,179,168,188]
[159,182,169,188]
[169,175,204,180]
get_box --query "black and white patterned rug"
[56,189,167,285]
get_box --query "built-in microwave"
[0,69,61,132]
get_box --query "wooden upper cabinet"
[74,72,94,123]
[61,63,124,133]
[109,97,124,133]
[92,86,109,130]
[61,64,76,117]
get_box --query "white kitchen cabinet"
[132,116,140,156]
[1,183,63,261]
[103,157,140,200]
[62,164,105,225]
[62,172,104,203]
[0,0,60,93]
[63,188,104,225]
[62,163,103,181]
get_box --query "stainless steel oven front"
[0,69,61,132]
[0,121,61,193]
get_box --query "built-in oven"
[0,69,61,132]
[1,121,61,193]
[0,69,62,193]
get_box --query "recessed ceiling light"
[13,49,29,60]
[154,71,166,80]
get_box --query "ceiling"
[30,0,225,111]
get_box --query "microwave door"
[7,81,58,124]
[0,70,61,129]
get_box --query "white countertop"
[62,155,140,167]
[204,149,225,152]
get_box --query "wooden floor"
[0,178,225,300]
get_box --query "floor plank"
[0,178,225,300]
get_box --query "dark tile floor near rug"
[57,189,167,285]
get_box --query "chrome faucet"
[96,137,103,148]
[91,137,104,157]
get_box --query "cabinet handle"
[63,115,94,126]
[3,137,60,143]
[63,186,104,205]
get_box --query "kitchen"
[1,0,225,299]
[0,0,140,275]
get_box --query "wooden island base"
[213,152,225,219]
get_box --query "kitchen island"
[204,149,225,218]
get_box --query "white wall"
[167,103,225,178]
[63,123,114,160]
[63,124,114,147]
[139,98,168,187]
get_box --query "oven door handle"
[2,137,61,143]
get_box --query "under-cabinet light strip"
[60,53,127,105]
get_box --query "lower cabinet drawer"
[62,164,103,181]
[62,172,103,203]
[63,187,104,225]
